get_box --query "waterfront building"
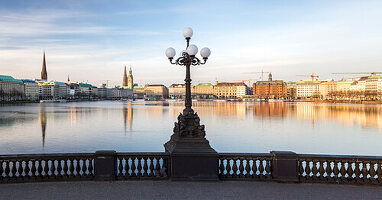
[253,73,287,99]
[214,82,247,99]
[286,82,297,100]
[79,83,96,98]
[336,78,355,92]
[97,84,108,98]
[133,85,145,99]
[169,84,186,99]
[296,80,320,99]
[319,80,337,100]
[22,79,39,101]
[0,75,25,101]
[144,84,169,99]
[41,52,48,81]
[365,76,382,100]
[38,81,68,99]
[193,83,215,99]
[349,77,367,92]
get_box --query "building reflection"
[39,105,47,148]
[122,101,133,134]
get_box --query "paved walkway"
[0,181,381,200]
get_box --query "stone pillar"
[270,151,298,183]
[164,112,219,181]
[94,150,116,181]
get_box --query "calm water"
[0,101,381,155]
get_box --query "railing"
[1,151,382,185]
[218,153,272,180]
[298,154,382,185]
[0,153,94,183]
[116,152,169,180]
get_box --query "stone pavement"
[0,180,381,200]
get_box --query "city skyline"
[0,0,382,86]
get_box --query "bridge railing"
[0,153,95,183]
[298,154,382,185]
[1,150,382,185]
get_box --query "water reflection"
[122,101,133,134]
[1,101,382,155]
[39,105,47,148]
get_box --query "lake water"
[0,101,381,155]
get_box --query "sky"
[0,0,381,87]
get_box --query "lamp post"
[164,28,217,181]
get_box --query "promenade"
[0,181,380,200]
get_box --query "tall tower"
[122,66,128,87]
[127,67,134,89]
[41,51,48,80]
[67,74,70,83]
[268,73,272,81]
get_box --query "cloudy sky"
[0,0,381,87]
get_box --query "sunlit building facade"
[296,80,320,99]
[214,82,247,99]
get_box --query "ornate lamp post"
[164,28,217,181]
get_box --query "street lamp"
[164,28,217,181]
[165,27,211,137]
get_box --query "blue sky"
[0,0,381,86]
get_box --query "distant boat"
[40,99,67,103]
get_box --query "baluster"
[143,157,148,177]
[354,161,361,183]
[37,160,43,179]
[80,160,86,177]
[312,160,318,180]
[30,160,36,179]
[162,157,168,177]
[88,159,94,177]
[265,159,271,178]
[325,160,333,182]
[226,159,232,178]
[131,157,137,177]
[63,159,69,178]
[11,161,17,180]
[333,161,339,182]
[259,159,265,179]
[75,159,81,178]
[238,158,244,177]
[339,161,346,183]
[50,160,56,179]
[4,161,10,181]
[347,162,354,182]
[137,157,143,177]
[377,162,382,184]
[57,160,63,178]
[24,161,30,179]
[298,160,305,180]
[0,161,4,181]
[369,162,376,184]
[118,158,123,177]
[154,158,161,177]
[149,157,154,177]
[10,161,16,180]
[15,161,22,179]
[318,161,325,181]
[232,158,238,178]
[125,158,131,177]
[305,160,311,180]
[362,162,368,183]
[219,159,225,177]
[69,159,74,178]
[44,160,49,179]
[245,159,251,178]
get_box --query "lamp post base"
[164,111,218,181]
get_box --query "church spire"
[67,74,70,83]
[41,51,48,80]
[123,66,128,87]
